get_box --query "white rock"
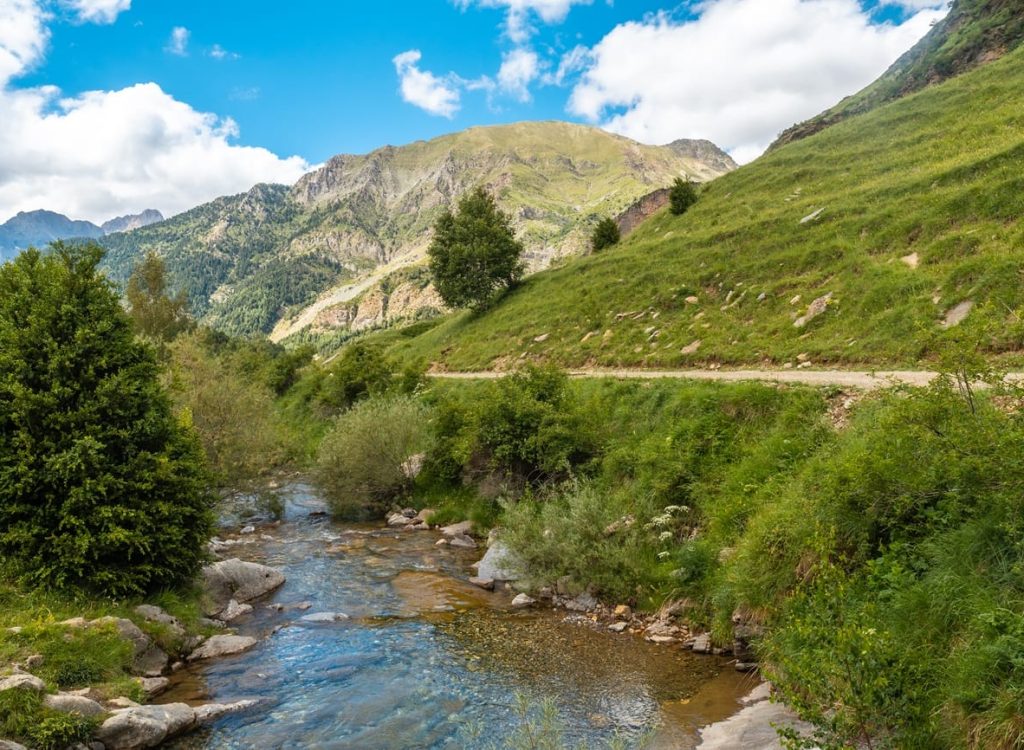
[195,699,260,723]
[0,673,45,693]
[217,599,254,623]
[240,525,256,535]
[138,677,169,699]
[473,541,521,582]
[608,622,629,633]
[201,559,286,617]
[44,693,105,717]
[511,594,536,608]
[188,635,258,661]
[0,740,29,750]
[692,633,713,653]
[449,534,478,549]
[300,612,350,623]
[441,521,473,538]
[96,703,197,750]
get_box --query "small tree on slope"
[428,187,525,310]
[591,217,621,252]
[0,243,213,596]
[669,177,700,215]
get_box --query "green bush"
[315,395,432,518]
[591,217,621,252]
[668,178,699,215]
[28,712,98,750]
[0,244,214,597]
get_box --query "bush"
[591,217,621,252]
[669,178,699,215]
[0,244,214,597]
[316,395,432,518]
[315,341,403,413]
[428,187,525,310]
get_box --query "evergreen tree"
[591,217,621,252]
[428,187,524,310]
[669,178,700,215]
[0,243,213,596]
[126,251,192,341]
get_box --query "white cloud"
[497,48,540,102]
[61,0,131,24]
[393,49,462,118]
[165,26,189,56]
[455,0,591,43]
[209,44,239,61]
[568,0,948,163]
[0,2,311,223]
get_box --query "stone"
[608,622,629,633]
[449,534,478,549]
[108,698,141,709]
[648,635,680,645]
[194,699,260,723]
[96,703,197,750]
[901,252,920,269]
[603,515,635,536]
[441,521,473,538]
[613,605,632,619]
[401,507,417,518]
[691,633,712,653]
[92,617,168,678]
[387,512,413,527]
[681,340,702,355]
[799,207,824,224]
[133,605,185,638]
[217,599,254,623]
[0,741,29,750]
[756,292,767,302]
[197,617,226,630]
[435,538,449,547]
[685,296,700,305]
[44,693,105,717]
[23,654,44,670]
[300,612,350,623]
[469,577,495,590]
[188,635,258,661]
[0,673,45,693]
[511,594,536,608]
[413,506,435,524]
[472,541,521,582]
[564,592,598,612]
[942,300,974,329]
[200,559,286,617]
[793,293,832,328]
[138,677,169,699]
[534,333,550,343]
[239,525,256,535]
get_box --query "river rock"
[563,592,598,612]
[0,741,28,750]
[387,512,414,527]
[92,617,169,677]
[137,677,169,699]
[469,577,495,591]
[188,635,258,661]
[608,621,629,633]
[133,606,185,638]
[449,534,478,549]
[472,541,521,582]
[511,594,536,608]
[44,693,105,717]
[96,703,197,750]
[300,612,350,623]
[218,599,254,623]
[194,699,260,723]
[691,633,712,653]
[441,521,473,538]
[0,673,45,693]
[200,559,286,617]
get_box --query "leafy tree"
[669,178,700,215]
[591,217,621,252]
[0,243,213,596]
[428,187,524,310]
[126,251,192,341]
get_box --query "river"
[162,484,759,749]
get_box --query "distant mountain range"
[0,208,164,262]
[99,121,737,340]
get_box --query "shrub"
[28,712,98,750]
[316,395,432,518]
[0,244,214,597]
[591,217,621,252]
[669,178,699,215]
[428,187,525,310]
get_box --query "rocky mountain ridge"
[0,208,164,261]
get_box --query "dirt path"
[430,368,947,390]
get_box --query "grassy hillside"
[773,0,1024,149]
[100,122,733,338]
[389,45,1024,371]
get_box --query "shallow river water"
[163,485,758,749]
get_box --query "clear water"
[164,485,756,749]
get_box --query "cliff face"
[102,121,737,339]
[615,188,672,238]
[771,0,1024,150]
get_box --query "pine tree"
[0,243,213,596]
[591,217,621,252]
[669,178,700,215]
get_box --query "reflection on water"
[164,485,754,749]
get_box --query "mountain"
[387,41,1024,371]
[99,121,736,338]
[101,209,164,235]
[772,0,1024,149]
[0,208,163,262]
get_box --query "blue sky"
[0,0,948,222]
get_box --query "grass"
[386,45,1024,371]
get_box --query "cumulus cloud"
[568,0,948,163]
[455,0,591,43]
[165,26,189,56]
[393,49,462,117]
[61,0,131,24]
[0,1,311,223]
[498,48,540,102]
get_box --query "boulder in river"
[96,700,260,750]
[218,599,254,623]
[300,612,350,623]
[200,559,286,617]
[511,594,536,608]
[188,635,258,661]
[472,540,522,582]
[441,521,473,538]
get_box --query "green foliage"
[591,217,620,252]
[0,243,214,597]
[428,187,525,310]
[317,342,404,412]
[316,395,432,518]
[27,712,98,750]
[126,251,192,342]
[668,178,699,215]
